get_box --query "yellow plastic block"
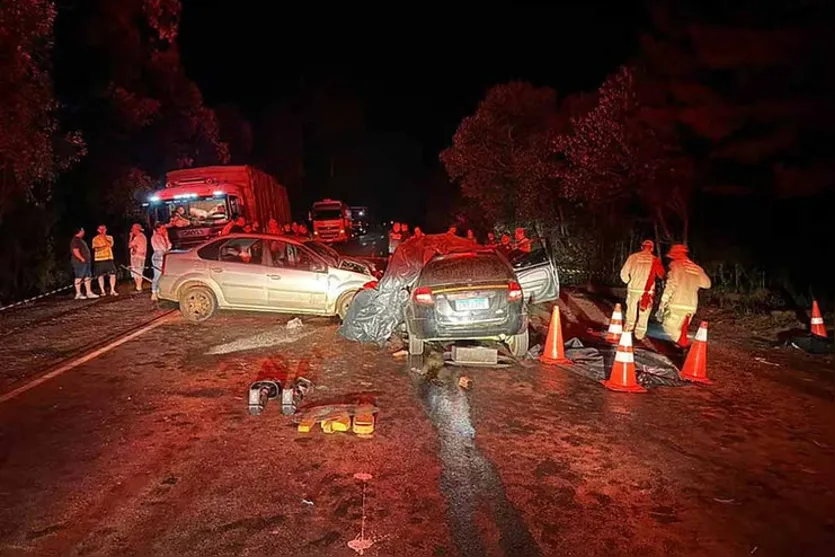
[331,415,351,432]
[320,420,335,434]
[297,419,315,433]
[353,413,375,436]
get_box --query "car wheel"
[408,335,425,355]
[179,285,217,322]
[506,327,530,357]
[336,290,358,321]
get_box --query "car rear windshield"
[419,253,513,286]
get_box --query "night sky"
[179,2,646,162]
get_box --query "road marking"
[0,312,178,405]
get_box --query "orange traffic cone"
[602,331,646,393]
[540,305,572,365]
[605,303,624,344]
[680,321,712,384]
[810,300,827,338]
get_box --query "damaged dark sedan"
[404,250,530,356]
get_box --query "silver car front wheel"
[336,290,359,321]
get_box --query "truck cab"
[310,199,352,243]
[146,184,242,249]
[143,166,290,250]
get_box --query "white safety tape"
[608,324,623,334]
[119,264,160,283]
[611,312,623,320]
[811,317,824,325]
[0,284,75,313]
[1,261,162,312]
[695,326,708,342]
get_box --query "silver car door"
[510,241,560,304]
[212,238,269,307]
[264,241,329,312]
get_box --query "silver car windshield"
[304,241,340,266]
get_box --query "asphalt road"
[0,288,833,556]
[335,230,389,259]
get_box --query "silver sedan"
[158,234,375,322]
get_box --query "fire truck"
[310,199,352,243]
[144,165,291,249]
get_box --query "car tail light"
[507,281,523,302]
[413,286,434,305]
[362,280,378,290]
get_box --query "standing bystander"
[92,225,118,296]
[128,223,148,292]
[150,223,172,301]
[70,228,98,300]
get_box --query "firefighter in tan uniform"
[619,239,665,340]
[657,244,711,346]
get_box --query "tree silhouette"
[0,0,83,218]
[440,82,560,225]
[556,66,693,240]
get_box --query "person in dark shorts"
[70,228,99,300]
[92,224,118,296]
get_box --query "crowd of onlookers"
[69,222,175,301]
[388,222,533,256]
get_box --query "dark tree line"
[441,1,834,299]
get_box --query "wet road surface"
[0,291,833,556]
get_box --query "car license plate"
[455,298,489,311]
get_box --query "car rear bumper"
[157,276,177,300]
[406,307,527,341]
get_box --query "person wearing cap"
[128,223,148,292]
[657,244,711,347]
[70,228,99,300]
[92,225,118,296]
[619,239,666,340]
